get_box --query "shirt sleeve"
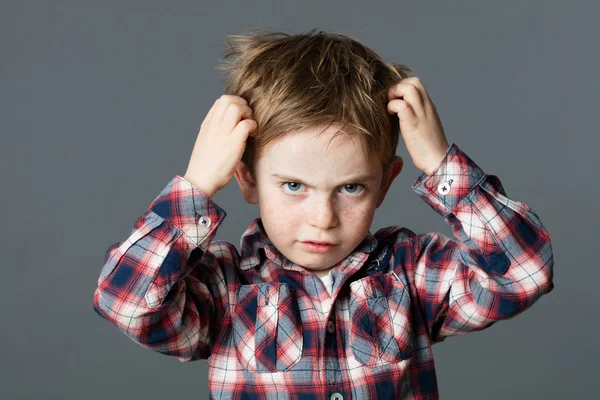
[407,142,554,344]
[92,175,229,361]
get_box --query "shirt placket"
[323,303,347,400]
[319,243,392,399]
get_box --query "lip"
[300,241,337,253]
[303,240,336,245]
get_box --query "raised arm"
[93,175,229,361]
[406,143,554,344]
[94,94,257,360]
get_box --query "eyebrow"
[271,172,377,186]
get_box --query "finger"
[212,95,248,123]
[222,104,254,135]
[399,77,430,100]
[402,77,435,113]
[208,95,248,132]
[387,98,416,121]
[387,77,428,99]
[387,82,426,117]
[231,119,258,140]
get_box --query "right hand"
[184,95,257,196]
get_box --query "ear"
[376,155,403,209]
[233,161,259,204]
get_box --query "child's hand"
[387,77,450,175]
[184,95,257,197]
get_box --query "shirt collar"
[238,217,379,273]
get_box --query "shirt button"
[198,215,211,228]
[327,320,335,333]
[437,180,452,195]
[330,393,343,400]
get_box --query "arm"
[92,175,229,361]
[406,143,554,344]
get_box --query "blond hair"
[216,27,413,182]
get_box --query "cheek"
[342,207,360,220]
[342,202,375,220]
[343,207,376,234]
[260,204,300,239]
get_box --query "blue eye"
[279,182,365,195]
[280,182,304,193]
[342,183,363,194]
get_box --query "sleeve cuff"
[411,143,487,218]
[148,175,227,248]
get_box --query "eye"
[279,182,305,194]
[341,183,365,195]
[279,182,365,196]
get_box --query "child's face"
[234,124,403,277]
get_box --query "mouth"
[300,241,337,253]
[303,240,336,245]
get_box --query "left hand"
[387,77,450,175]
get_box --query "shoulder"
[205,240,239,264]
[374,225,417,245]
[373,226,418,276]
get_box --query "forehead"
[259,125,378,176]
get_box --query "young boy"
[93,28,554,399]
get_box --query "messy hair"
[216,27,413,182]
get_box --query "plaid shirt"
[93,142,554,399]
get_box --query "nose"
[306,194,338,229]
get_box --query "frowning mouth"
[300,241,337,253]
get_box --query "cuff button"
[198,215,211,228]
[437,180,452,195]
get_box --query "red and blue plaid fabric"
[93,142,554,399]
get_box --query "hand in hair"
[386,77,450,175]
[184,95,257,198]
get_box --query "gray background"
[0,0,594,399]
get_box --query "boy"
[93,28,554,399]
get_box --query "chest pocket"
[233,282,303,373]
[349,269,416,367]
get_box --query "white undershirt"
[318,269,334,294]
[318,269,335,314]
